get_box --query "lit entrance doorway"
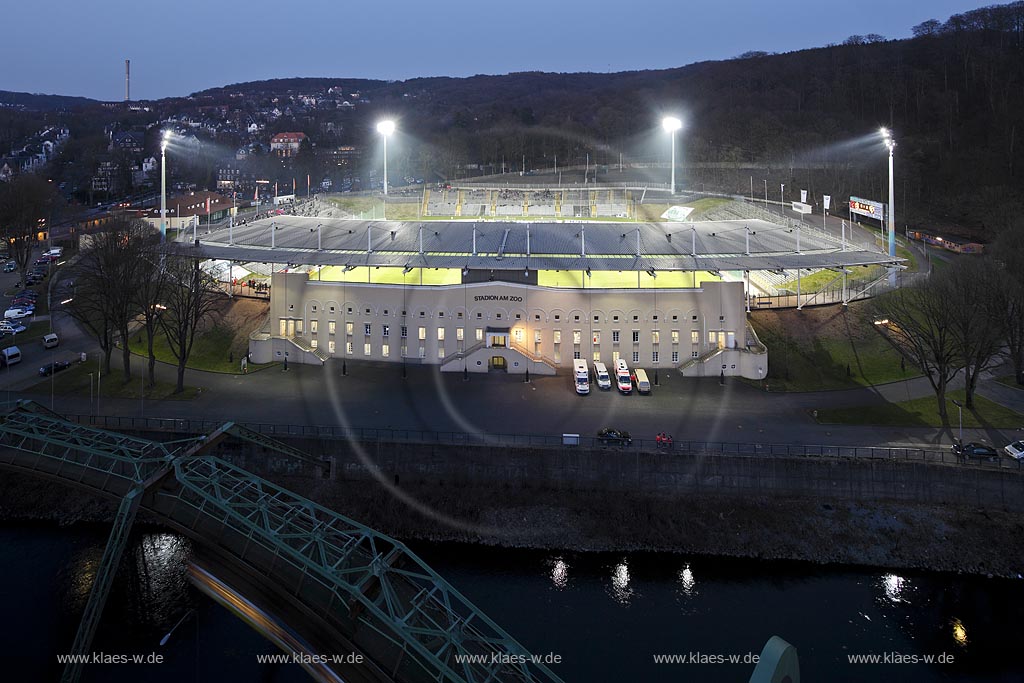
[489,356,507,371]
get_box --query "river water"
[1,523,1020,682]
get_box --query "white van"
[593,361,611,390]
[615,359,632,394]
[42,333,59,349]
[573,358,590,395]
[635,368,651,394]
[1,346,22,367]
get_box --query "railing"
[58,414,1024,471]
[677,346,724,372]
[509,340,558,370]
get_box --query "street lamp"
[376,120,395,196]
[160,131,170,241]
[951,398,964,447]
[662,117,682,195]
[881,127,897,285]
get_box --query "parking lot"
[0,247,83,392]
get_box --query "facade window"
[438,347,445,359]
[363,343,371,356]
[437,328,445,341]
[554,348,562,364]
[419,311,426,318]
[382,344,390,357]
[574,315,580,321]
[612,330,620,343]
[632,330,639,343]
[310,320,318,334]
[513,328,524,343]
[475,328,484,341]
[572,330,582,344]
[692,315,698,321]
[633,315,639,322]
[534,330,542,343]
[671,330,679,344]
[594,315,600,322]
[476,312,483,319]
[328,340,336,354]
[401,344,407,357]
[691,330,700,344]
[418,346,426,358]
[632,351,640,363]
[593,351,601,362]
[364,323,371,336]
[708,331,718,344]
[345,342,354,355]
[312,305,317,312]
[671,350,679,363]
[515,313,521,320]
[652,331,660,344]
[692,350,699,358]
[535,314,541,321]
[613,315,619,321]
[457,311,463,319]
[401,325,408,338]
[365,308,371,315]
[330,306,335,313]
[296,320,304,333]
[418,326,427,341]
[311,339,318,349]
[612,350,620,363]
[553,330,562,344]
[383,309,389,316]
[652,351,659,363]
[328,321,336,335]
[573,350,581,360]
[382,324,390,337]
[456,327,464,341]
[592,331,601,344]
[346,322,354,336]
[438,311,445,318]
[495,313,502,320]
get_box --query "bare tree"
[159,255,223,393]
[65,217,148,378]
[872,281,959,421]
[992,223,1024,385]
[941,258,1006,409]
[130,239,169,388]
[0,174,57,284]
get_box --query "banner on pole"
[800,189,807,203]
[824,195,831,211]
[849,196,885,221]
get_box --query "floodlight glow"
[377,120,395,136]
[662,116,682,132]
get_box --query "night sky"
[2,0,991,100]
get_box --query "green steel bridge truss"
[0,401,563,683]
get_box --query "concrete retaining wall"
[215,438,1024,512]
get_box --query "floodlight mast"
[662,117,682,195]
[881,127,897,286]
[377,120,395,196]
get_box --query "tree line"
[872,215,1024,424]
[65,218,223,393]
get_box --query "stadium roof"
[196,216,901,273]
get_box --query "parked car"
[0,323,27,334]
[1003,441,1024,460]
[951,441,999,461]
[4,308,33,319]
[597,428,632,446]
[3,262,16,272]
[38,360,71,376]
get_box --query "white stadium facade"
[192,192,901,379]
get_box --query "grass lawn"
[128,325,275,374]
[26,361,200,401]
[816,389,1024,428]
[750,304,920,391]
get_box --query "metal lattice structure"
[0,402,563,683]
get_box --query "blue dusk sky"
[1,0,991,101]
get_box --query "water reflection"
[548,557,570,589]
[951,618,969,647]
[880,573,910,604]
[608,560,634,605]
[677,563,697,598]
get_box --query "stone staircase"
[289,334,329,363]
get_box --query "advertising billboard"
[849,197,885,221]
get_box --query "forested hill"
[0,90,97,111]
[209,3,1022,235]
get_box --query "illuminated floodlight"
[662,117,683,194]
[376,120,395,136]
[662,116,682,133]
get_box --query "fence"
[64,414,1023,472]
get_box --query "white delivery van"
[635,368,651,394]
[615,359,632,394]
[1,346,22,367]
[42,333,59,349]
[593,361,611,390]
[573,358,590,395]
